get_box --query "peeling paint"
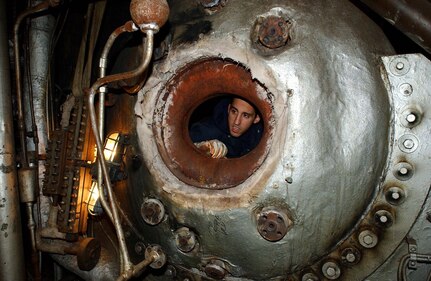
[0,197,5,208]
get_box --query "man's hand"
[194,139,228,158]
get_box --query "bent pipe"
[359,0,431,54]
[87,28,154,279]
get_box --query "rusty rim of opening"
[153,57,273,189]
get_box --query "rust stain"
[154,58,274,189]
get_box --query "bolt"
[392,192,400,200]
[346,253,356,263]
[326,267,336,277]
[399,167,409,175]
[396,62,404,70]
[403,139,414,149]
[406,113,417,123]
[363,234,374,245]
[379,215,388,223]
[175,227,197,253]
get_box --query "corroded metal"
[257,16,291,49]
[154,58,273,189]
[174,227,197,253]
[256,207,290,242]
[130,0,170,28]
[42,99,87,234]
[141,198,165,225]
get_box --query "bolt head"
[392,192,400,200]
[363,234,374,245]
[346,253,356,263]
[399,167,409,175]
[406,113,416,123]
[326,267,336,277]
[396,62,404,70]
[403,139,414,149]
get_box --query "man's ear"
[253,114,261,124]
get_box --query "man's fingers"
[194,140,228,158]
[209,140,227,158]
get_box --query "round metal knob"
[130,0,170,28]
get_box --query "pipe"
[88,27,155,279]
[27,0,55,158]
[13,1,51,167]
[397,253,431,280]
[359,0,431,54]
[97,21,138,222]
[0,1,26,280]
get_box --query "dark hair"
[230,96,261,119]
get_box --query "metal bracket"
[406,236,418,269]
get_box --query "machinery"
[1,0,431,280]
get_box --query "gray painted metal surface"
[129,0,431,280]
[364,54,431,281]
[0,0,26,280]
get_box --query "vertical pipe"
[0,1,26,280]
[27,0,54,155]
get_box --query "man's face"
[228,98,261,137]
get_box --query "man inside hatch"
[189,97,262,158]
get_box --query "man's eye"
[243,114,250,118]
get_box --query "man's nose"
[234,114,241,125]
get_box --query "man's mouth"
[231,126,240,135]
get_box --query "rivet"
[396,62,404,70]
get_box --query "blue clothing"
[189,98,263,158]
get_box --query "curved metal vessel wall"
[127,0,422,280]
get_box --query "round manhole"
[153,58,274,189]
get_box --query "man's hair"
[230,96,261,119]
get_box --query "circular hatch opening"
[153,58,273,189]
[189,95,264,158]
